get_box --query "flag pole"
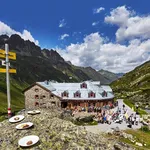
[5,43,11,117]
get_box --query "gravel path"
[85,99,142,134]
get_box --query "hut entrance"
[61,102,68,108]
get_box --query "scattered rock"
[114,142,135,150]
[114,126,120,132]
[135,142,143,147]
[120,132,134,141]
[106,129,114,135]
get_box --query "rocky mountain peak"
[0,35,9,49]
[0,34,42,56]
[41,49,64,63]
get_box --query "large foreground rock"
[0,108,134,150]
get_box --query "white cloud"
[57,32,150,73]
[92,21,99,26]
[0,21,39,45]
[93,7,105,14]
[59,19,66,28]
[60,34,69,40]
[105,6,150,42]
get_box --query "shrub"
[77,115,94,123]
[140,126,150,133]
[88,120,98,125]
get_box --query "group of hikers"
[71,104,114,114]
[93,104,140,127]
[71,102,140,127]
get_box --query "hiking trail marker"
[0,49,16,60]
[0,44,17,117]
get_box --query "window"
[35,102,39,106]
[88,91,96,98]
[35,95,39,99]
[51,102,56,105]
[80,82,87,89]
[51,95,54,98]
[35,88,39,92]
[74,91,81,98]
[43,95,46,98]
[102,91,107,97]
[61,91,69,97]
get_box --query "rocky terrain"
[0,108,134,150]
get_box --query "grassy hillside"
[0,74,27,121]
[111,61,150,109]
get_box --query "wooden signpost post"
[0,44,16,118]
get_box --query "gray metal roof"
[101,85,113,92]
[37,81,114,100]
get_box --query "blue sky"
[0,0,150,73]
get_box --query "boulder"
[135,142,143,147]
[114,142,135,150]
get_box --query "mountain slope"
[98,69,118,83]
[0,34,91,83]
[0,34,111,84]
[0,74,25,120]
[111,61,150,109]
[76,67,110,84]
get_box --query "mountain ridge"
[0,34,114,84]
[98,69,118,83]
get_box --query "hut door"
[61,102,68,108]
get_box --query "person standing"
[123,104,125,110]
[135,117,139,125]
[131,116,135,125]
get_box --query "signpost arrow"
[0,68,16,73]
[0,49,16,60]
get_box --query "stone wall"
[24,84,61,109]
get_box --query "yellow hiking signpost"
[0,49,16,60]
[0,68,16,73]
[0,45,17,117]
